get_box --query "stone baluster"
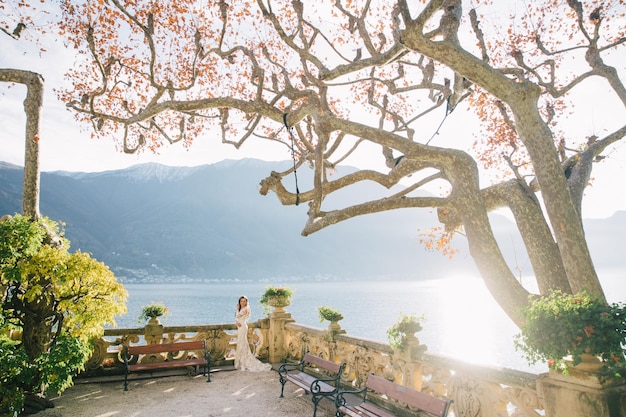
[143,317,164,345]
[402,332,426,391]
[268,304,295,363]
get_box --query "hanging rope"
[283,113,300,205]
[426,98,454,145]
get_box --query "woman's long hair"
[237,295,248,312]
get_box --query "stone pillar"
[403,334,426,391]
[144,317,164,345]
[141,317,165,364]
[327,320,346,335]
[268,307,295,363]
[539,366,626,417]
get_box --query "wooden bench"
[335,373,453,417]
[278,352,346,417]
[123,340,210,391]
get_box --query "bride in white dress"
[235,296,272,372]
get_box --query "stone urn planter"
[267,295,291,312]
[260,286,293,314]
[318,306,346,334]
[567,352,604,373]
[138,303,169,345]
[143,318,164,346]
[387,313,424,352]
[327,317,345,333]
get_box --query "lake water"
[114,269,625,374]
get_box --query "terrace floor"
[36,367,336,417]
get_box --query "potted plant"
[318,306,344,323]
[138,302,169,324]
[514,290,626,376]
[387,313,424,352]
[259,286,293,314]
[318,306,345,334]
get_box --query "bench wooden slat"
[124,340,210,391]
[338,403,396,417]
[359,402,395,417]
[128,359,207,372]
[337,405,371,417]
[366,374,450,416]
[284,373,314,392]
[303,353,343,374]
[284,372,335,394]
[127,341,205,355]
[336,374,453,417]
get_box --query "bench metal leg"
[206,352,211,383]
[312,396,321,417]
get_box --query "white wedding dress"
[235,305,272,372]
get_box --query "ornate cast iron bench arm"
[278,352,346,417]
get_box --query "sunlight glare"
[434,275,518,367]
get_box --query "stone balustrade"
[84,309,547,417]
[280,321,544,417]
[84,307,626,416]
[85,320,271,372]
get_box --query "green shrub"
[514,290,626,376]
[0,214,127,414]
[259,286,293,315]
[387,313,424,352]
[138,302,169,323]
[318,306,343,322]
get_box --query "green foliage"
[0,339,31,417]
[514,290,626,376]
[36,333,92,394]
[0,214,128,414]
[318,306,343,322]
[259,285,293,314]
[0,214,49,282]
[0,334,90,416]
[387,313,424,352]
[260,285,293,302]
[138,302,169,323]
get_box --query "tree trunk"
[445,152,531,325]
[0,69,43,219]
[510,98,604,300]
[21,393,54,415]
[21,303,54,361]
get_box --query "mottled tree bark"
[0,68,43,219]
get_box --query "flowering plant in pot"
[138,302,169,323]
[514,290,626,376]
[259,286,293,314]
[387,313,424,352]
[318,306,343,323]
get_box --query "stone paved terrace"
[36,367,336,417]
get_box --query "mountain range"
[0,159,622,282]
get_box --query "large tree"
[54,0,625,325]
[0,215,127,415]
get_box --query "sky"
[0,34,289,172]
[1,12,625,220]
